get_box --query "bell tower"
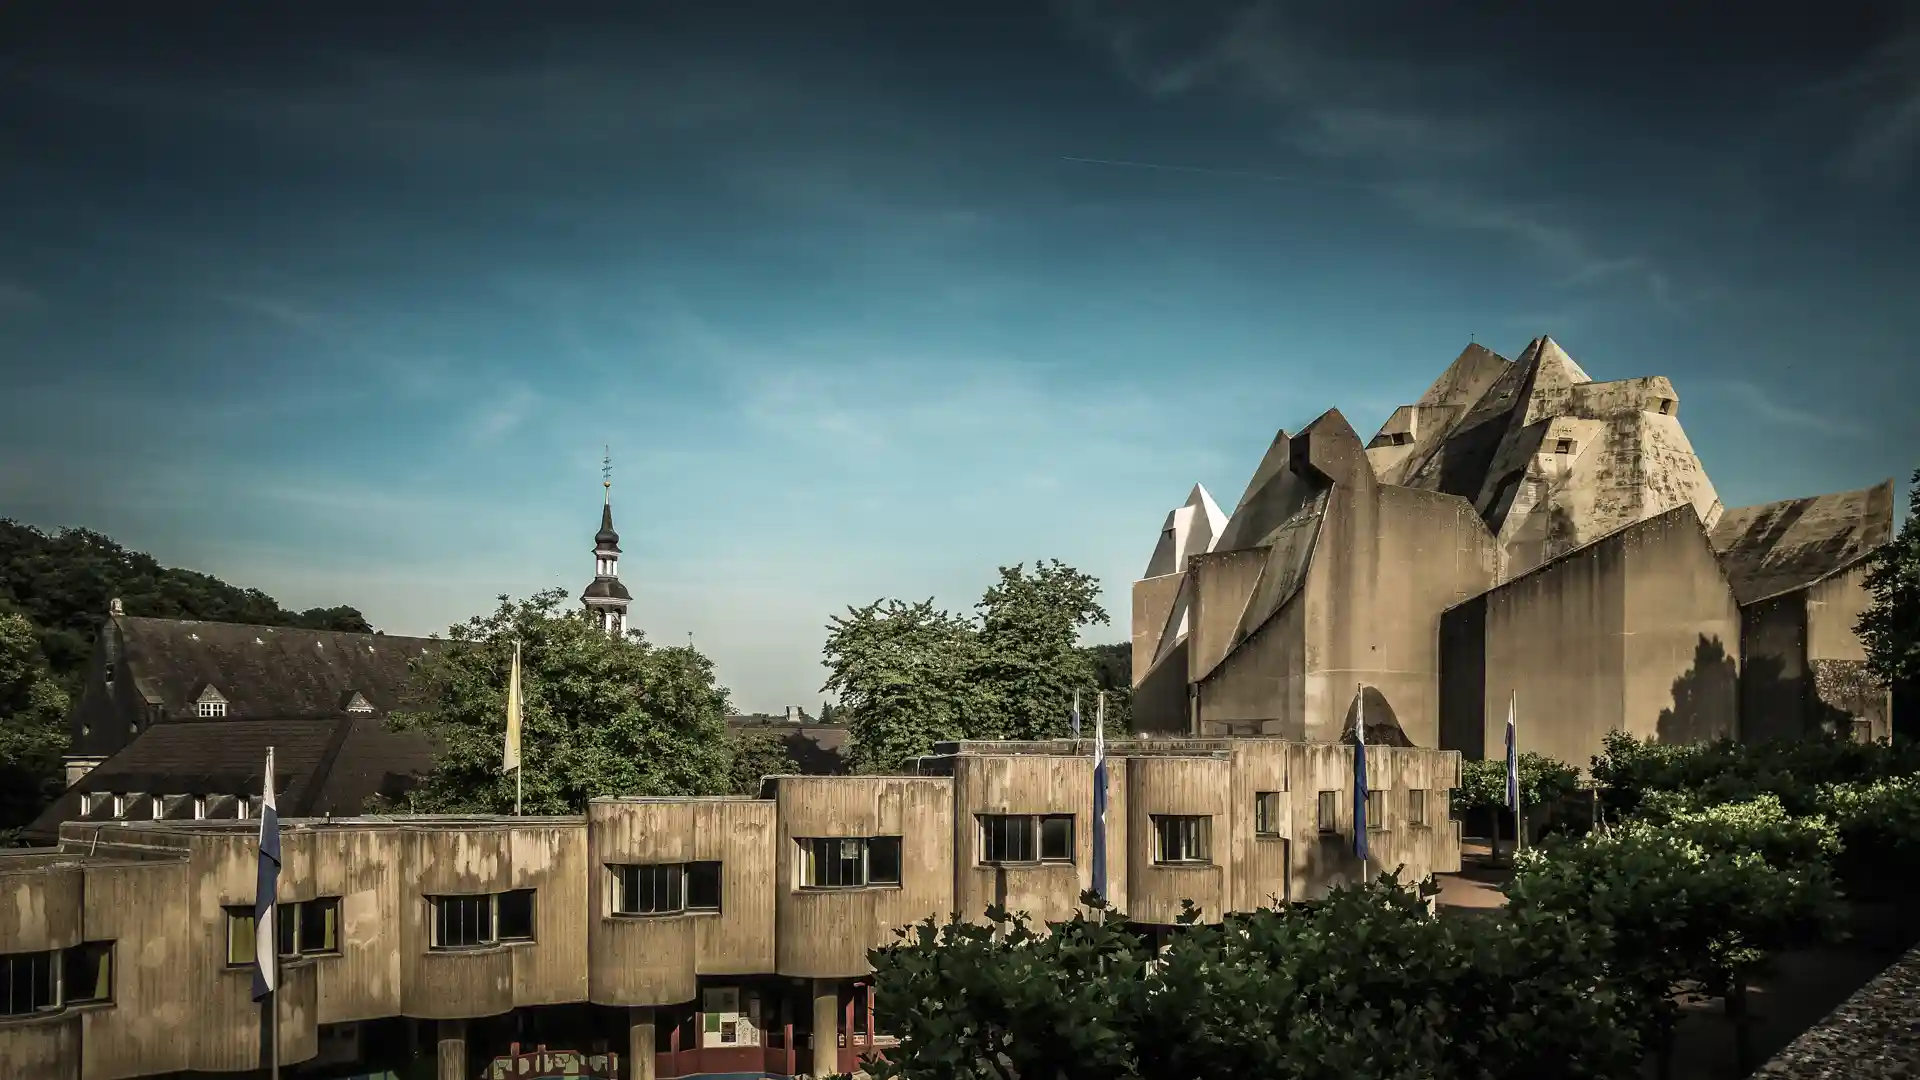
[581,448,631,637]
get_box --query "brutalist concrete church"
[1129,336,1896,768]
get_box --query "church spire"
[581,449,631,638]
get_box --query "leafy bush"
[1635,792,1841,878]
[1456,752,1582,814]
[1590,729,1920,822]
[1814,776,1920,899]
[870,881,1641,1080]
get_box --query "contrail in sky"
[1060,155,1366,189]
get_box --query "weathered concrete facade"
[1135,335,1895,770]
[0,738,1459,1080]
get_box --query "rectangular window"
[225,907,257,967]
[1366,790,1386,831]
[614,864,684,915]
[430,895,494,950]
[1,951,58,1016]
[1851,718,1873,744]
[1150,815,1210,864]
[61,942,113,1005]
[1316,791,1339,834]
[1254,792,1282,837]
[1554,438,1574,455]
[1407,790,1427,827]
[497,889,536,942]
[686,862,722,911]
[799,837,903,888]
[276,904,299,958]
[298,898,340,955]
[978,815,1074,864]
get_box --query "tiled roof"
[113,617,442,720]
[1709,481,1896,604]
[25,717,439,839]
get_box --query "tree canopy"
[1858,467,1920,695]
[0,612,70,840]
[821,561,1123,773]
[0,520,374,690]
[386,589,735,814]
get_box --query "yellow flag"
[503,641,523,773]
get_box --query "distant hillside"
[0,521,375,691]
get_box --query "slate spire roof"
[595,500,621,551]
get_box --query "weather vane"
[602,445,612,500]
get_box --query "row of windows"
[0,943,113,1017]
[225,897,343,966]
[81,793,263,820]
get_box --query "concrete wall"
[1738,594,1812,743]
[1441,507,1739,773]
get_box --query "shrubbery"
[864,732,1920,1080]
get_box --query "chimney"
[109,597,123,616]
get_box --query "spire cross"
[602,446,612,503]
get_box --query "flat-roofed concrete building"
[0,738,1459,1080]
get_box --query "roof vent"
[109,597,124,616]
[345,691,374,715]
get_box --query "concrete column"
[811,979,840,1078]
[628,1005,657,1080]
[436,1018,467,1080]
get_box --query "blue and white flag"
[1090,691,1108,901]
[251,746,280,1003]
[1352,684,1369,861]
[1070,688,1082,740]
[1504,692,1520,813]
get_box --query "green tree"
[0,611,69,841]
[1079,641,1133,732]
[387,589,734,813]
[1858,467,1920,695]
[822,562,1113,773]
[970,561,1110,741]
[727,727,802,796]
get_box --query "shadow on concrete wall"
[1738,652,1856,742]
[1656,635,1739,745]
[1340,686,1416,747]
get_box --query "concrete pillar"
[628,1005,657,1080]
[811,979,840,1078]
[436,1018,467,1080]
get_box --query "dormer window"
[111,795,126,818]
[1658,399,1675,416]
[344,692,374,715]
[1554,438,1574,455]
[193,796,207,821]
[79,794,93,815]
[195,685,228,719]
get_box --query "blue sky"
[2,2,1916,712]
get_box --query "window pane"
[980,815,1038,863]
[433,895,494,948]
[867,837,901,885]
[62,942,113,1005]
[1039,816,1073,861]
[686,862,722,910]
[1366,790,1385,829]
[832,839,863,886]
[1408,790,1426,826]
[1317,791,1338,833]
[227,910,257,967]
[497,889,535,941]
[2,952,59,1016]
[277,904,299,957]
[1255,792,1280,836]
[299,899,339,954]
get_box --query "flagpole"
[1513,690,1525,854]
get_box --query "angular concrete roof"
[1709,481,1897,604]
[1144,483,1229,579]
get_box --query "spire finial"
[602,445,612,504]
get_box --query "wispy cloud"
[0,281,44,311]
[467,384,542,444]
[1717,380,1863,438]
[1821,28,1920,187]
[206,290,339,337]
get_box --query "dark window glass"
[1366,790,1386,830]
[1,951,58,1016]
[276,904,298,958]
[497,889,535,941]
[867,837,902,885]
[1316,791,1339,834]
[979,815,1035,863]
[686,862,722,910]
[804,838,863,888]
[851,983,870,1041]
[1407,790,1427,826]
[616,865,684,914]
[62,942,113,1005]
[1151,815,1209,863]
[299,898,339,954]
[1038,815,1074,861]
[432,895,493,949]
[1254,792,1282,836]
